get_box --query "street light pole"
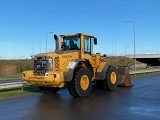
[125,21,136,74]
[46,32,53,53]
[112,39,114,56]
[125,46,129,66]
[115,35,116,56]
[40,44,41,53]
[32,41,33,55]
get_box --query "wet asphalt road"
[0,75,160,120]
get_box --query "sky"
[0,0,160,59]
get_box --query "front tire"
[67,68,92,97]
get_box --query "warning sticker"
[66,62,77,69]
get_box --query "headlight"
[49,58,53,70]
[45,73,49,77]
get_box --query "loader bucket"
[117,67,133,87]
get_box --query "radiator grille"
[34,56,52,75]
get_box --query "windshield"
[61,36,80,51]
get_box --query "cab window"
[62,36,80,50]
[84,36,91,54]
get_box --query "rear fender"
[95,63,111,80]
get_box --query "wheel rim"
[80,75,89,90]
[110,72,116,84]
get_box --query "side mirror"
[94,37,97,45]
[54,34,59,41]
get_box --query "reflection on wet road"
[0,75,160,120]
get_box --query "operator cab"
[61,35,80,51]
[57,33,97,55]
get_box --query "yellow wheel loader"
[22,33,133,97]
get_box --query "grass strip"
[0,75,22,81]
[131,71,160,79]
[0,85,40,99]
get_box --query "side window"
[84,36,91,54]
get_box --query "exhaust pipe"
[54,34,59,52]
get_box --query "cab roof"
[60,33,95,38]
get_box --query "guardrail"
[0,68,160,90]
[0,81,31,90]
[130,68,160,75]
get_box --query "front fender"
[64,59,85,82]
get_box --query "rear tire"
[106,66,118,90]
[67,67,92,97]
[96,65,118,90]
